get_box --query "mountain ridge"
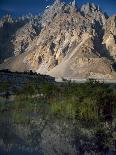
[0,0,116,79]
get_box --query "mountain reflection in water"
[0,111,116,155]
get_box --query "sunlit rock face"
[103,15,116,61]
[0,0,116,79]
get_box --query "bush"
[51,97,77,119]
[78,98,98,121]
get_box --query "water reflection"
[0,111,116,155]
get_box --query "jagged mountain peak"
[54,0,62,4]
[81,2,100,12]
[0,0,116,79]
[80,2,108,27]
[42,0,78,25]
[80,2,108,18]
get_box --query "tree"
[0,81,10,98]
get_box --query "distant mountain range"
[0,9,14,18]
[0,8,30,18]
[0,0,116,79]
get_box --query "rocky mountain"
[0,0,116,79]
[0,9,12,18]
[0,14,41,62]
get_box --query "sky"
[0,0,115,17]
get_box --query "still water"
[0,90,116,155]
[0,111,116,155]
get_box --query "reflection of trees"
[0,81,10,99]
[28,115,49,150]
[28,123,42,149]
[0,122,24,153]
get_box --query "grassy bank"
[0,79,116,126]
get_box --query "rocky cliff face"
[0,14,42,62]
[103,15,116,61]
[0,0,116,79]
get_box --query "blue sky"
[0,0,115,17]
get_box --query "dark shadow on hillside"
[0,18,29,63]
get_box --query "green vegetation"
[0,79,116,125]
